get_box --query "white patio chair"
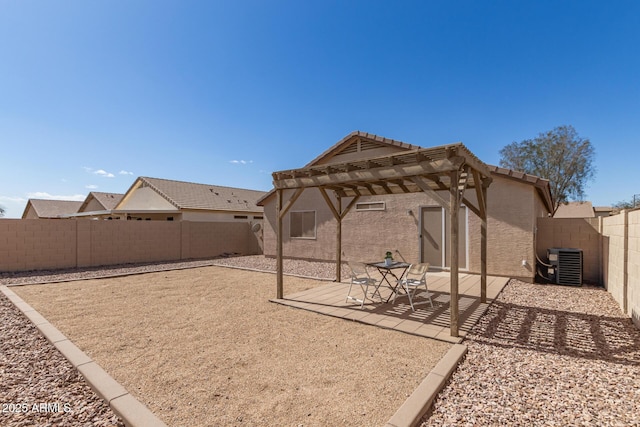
[345,261,380,309]
[393,263,433,311]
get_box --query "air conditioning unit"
[547,248,583,286]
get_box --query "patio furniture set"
[345,261,434,310]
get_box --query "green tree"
[499,125,596,214]
[0,205,4,217]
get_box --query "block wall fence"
[537,209,640,329]
[0,219,262,273]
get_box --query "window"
[356,201,386,211]
[290,211,316,239]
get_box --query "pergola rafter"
[272,142,493,337]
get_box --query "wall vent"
[547,248,583,286]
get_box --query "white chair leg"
[360,283,368,308]
[406,283,416,311]
[346,282,354,303]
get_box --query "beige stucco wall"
[82,198,106,213]
[22,205,39,219]
[0,219,261,272]
[262,174,548,281]
[119,186,178,210]
[468,178,543,280]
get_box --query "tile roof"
[78,192,124,212]
[132,177,266,211]
[305,130,420,167]
[23,199,83,218]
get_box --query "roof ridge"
[305,130,422,167]
[140,176,266,193]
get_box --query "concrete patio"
[272,271,510,343]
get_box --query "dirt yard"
[13,265,450,426]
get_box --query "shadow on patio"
[271,271,510,343]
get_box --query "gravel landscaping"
[421,279,640,426]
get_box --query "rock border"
[385,344,467,427]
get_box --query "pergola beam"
[411,176,451,213]
[273,157,465,190]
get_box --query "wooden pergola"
[271,142,493,337]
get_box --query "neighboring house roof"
[554,201,595,218]
[116,177,266,212]
[21,199,83,219]
[257,131,554,211]
[594,206,612,211]
[593,206,615,216]
[77,192,124,213]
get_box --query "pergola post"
[276,189,284,299]
[275,188,305,299]
[319,188,360,283]
[480,183,488,303]
[336,195,342,282]
[450,169,461,337]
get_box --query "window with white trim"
[355,201,386,211]
[290,211,316,239]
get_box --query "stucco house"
[21,199,83,219]
[258,131,553,282]
[65,191,125,219]
[110,176,266,223]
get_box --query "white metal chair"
[393,263,433,311]
[346,261,380,309]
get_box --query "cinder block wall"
[536,217,601,284]
[628,210,640,328]
[0,219,261,273]
[602,209,640,328]
[0,219,77,271]
[602,213,625,304]
[89,221,182,266]
[186,222,259,259]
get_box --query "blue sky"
[1,1,639,218]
